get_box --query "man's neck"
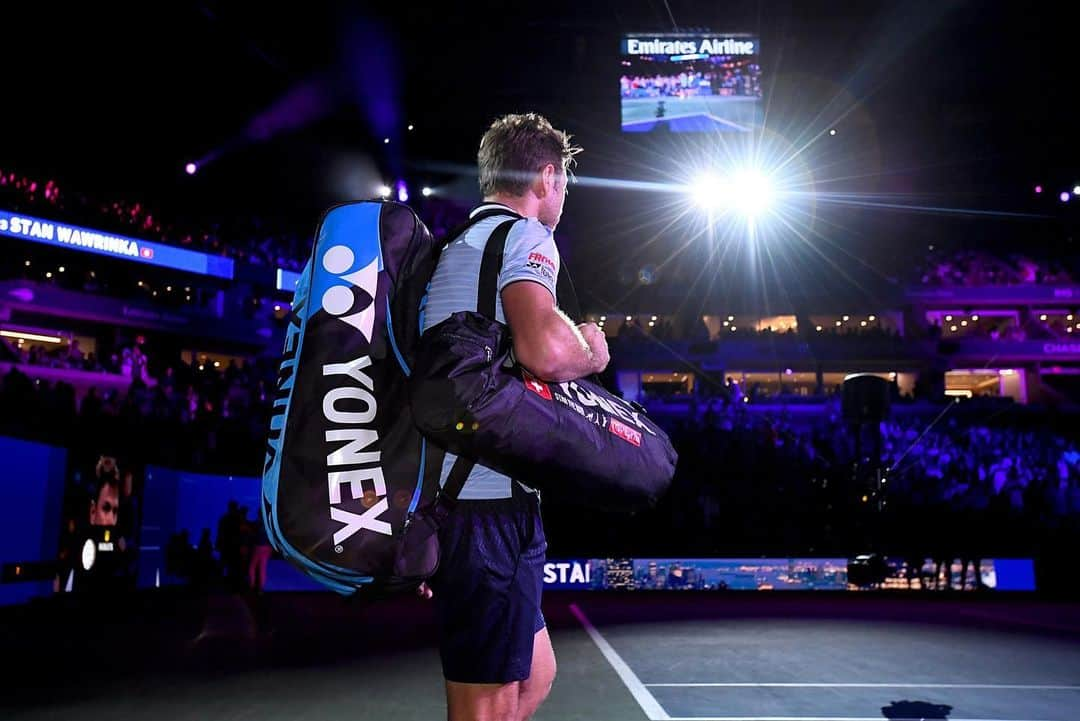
[482,194,537,219]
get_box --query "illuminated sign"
[543,560,592,589]
[542,558,1035,591]
[0,210,234,280]
[623,36,757,56]
[276,267,303,292]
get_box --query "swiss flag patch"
[608,418,642,447]
[523,372,553,400]
[140,247,154,259]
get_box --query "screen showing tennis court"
[620,33,763,134]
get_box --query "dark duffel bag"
[409,219,676,512]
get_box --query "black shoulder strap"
[477,219,519,320]
[438,207,522,251]
[439,456,474,504]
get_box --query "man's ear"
[539,163,557,197]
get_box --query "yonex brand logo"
[320,244,379,341]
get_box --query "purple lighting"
[396,180,408,203]
[185,162,197,175]
[1061,191,1071,203]
[1034,185,1043,194]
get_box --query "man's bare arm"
[502,281,609,382]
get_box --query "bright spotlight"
[730,170,772,217]
[421,187,433,197]
[185,162,197,175]
[396,180,409,203]
[689,170,772,217]
[690,173,725,211]
[829,128,837,136]
[376,184,391,198]
[1060,191,1071,203]
[1074,185,1080,196]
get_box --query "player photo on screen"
[620,33,763,134]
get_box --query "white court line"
[704,113,753,132]
[569,603,670,720]
[648,683,1080,690]
[621,111,713,129]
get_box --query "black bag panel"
[410,311,677,512]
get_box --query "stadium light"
[376,184,391,198]
[185,162,197,175]
[689,169,773,217]
[0,330,63,343]
[690,173,725,211]
[421,187,433,197]
[829,129,837,136]
[1074,185,1080,196]
[1034,185,1043,194]
[1060,191,1071,203]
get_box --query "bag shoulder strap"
[476,215,583,324]
[439,456,474,504]
[438,206,522,251]
[477,218,521,320]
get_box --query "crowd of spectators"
[549,398,1080,560]
[0,348,277,476]
[620,62,762,99]
[4,324,1080,560]
[916,249,1074,287]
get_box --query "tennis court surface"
[5,591,1079,721]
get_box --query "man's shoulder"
[505,217,555,254]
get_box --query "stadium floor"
[4,591,1080,721]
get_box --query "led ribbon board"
[0,209,235,280]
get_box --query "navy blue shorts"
[430,483,547,684]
